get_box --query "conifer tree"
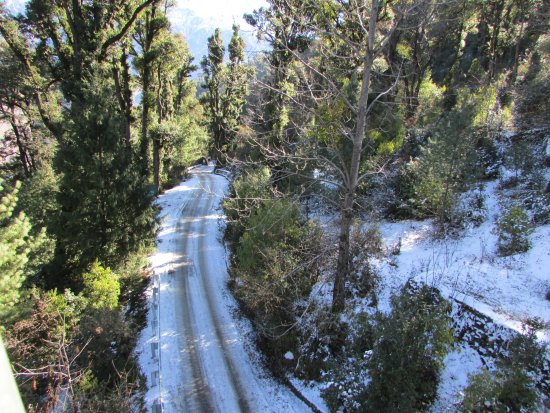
[201,28,226,162]
[134,5,201,189]
[0,180,45,318]
[0,1,160,277]
[201,26,251,163]
[223,25,249,145]
[133,2,170,174]
[150,33,197,190]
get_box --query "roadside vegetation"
[222,1,550,412]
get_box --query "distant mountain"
[4,0,25,14]
[4,1,266,79]
[167,6,266,79]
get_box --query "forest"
[0,0,549,412]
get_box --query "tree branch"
[100,0,160,60]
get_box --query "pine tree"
[201,26,251,164]
[134,6,203,190]
[223,25,249,147]
[201,28,226,162]
[133,2,170,175]
[0,1,160,277]
[0,180,44,318]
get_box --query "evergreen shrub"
[231,198,321,365]
[82,260,120,311]
[460,331,545,412]
[496,206,532,256]
[364,283,454,413]
[224,166,272,243]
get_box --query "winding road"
[139,166,311,413]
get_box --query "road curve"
[139,166,312,413]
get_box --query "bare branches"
[100,0,160,60]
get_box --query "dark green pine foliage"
[201,26,250,164]
[132,3,171,176]
[150,32,197,191]
[201,28,226,161]
[365,284,454,413]
[12,0,159,279]
[56,72,157,272]
[223,25,248,148]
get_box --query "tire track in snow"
[175,171,250,413]
[196,173,251,413]
[175,179,215,412]
[140,166,317,412]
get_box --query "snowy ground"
[136,165,548,412]
[137,165,315,413]
[374,180,550,342]
[305,178,549,410]
[370,180,550,410]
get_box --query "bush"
[496,206,532,256]
[460,329,546,412]
[231,198,322,365]
[348,224,383,301]
[460,368,538,413]
[82,260,120,311]
[297,306,354,381]
[322,354,370,413]
[363,283,454,413]
[234,199,320,309]
[320,312,374,411]
[224,166,272,243]
[0,180,52,321]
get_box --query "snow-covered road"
[138,166,313,413]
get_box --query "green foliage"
[496,206,532,256]
[460,369,538,413]
[460,331,545,413]
[201,25,252,162]
[5,0,159,281]
[322,353,370,412]
[16,163,59,233]
[231,197,321,363]
[411,107,478,230]
[54,70,158,274]
[224,166,273,242]
[364,283,454,413]
[141,27,202,190]
[505,139,536,180]
[4,288,86,409]
[320,312,373,411]
[416,72,446,126]
[0,180,51,320]
[237,200,306,273]
[0,181,31,316]
[514,34,550,126]
[83,260,120,311]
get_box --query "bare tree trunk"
[153,138,160,190]
[140,7,157,174]
[8,105,32,177]
[121,48,133,148]
[332,0,378,313]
